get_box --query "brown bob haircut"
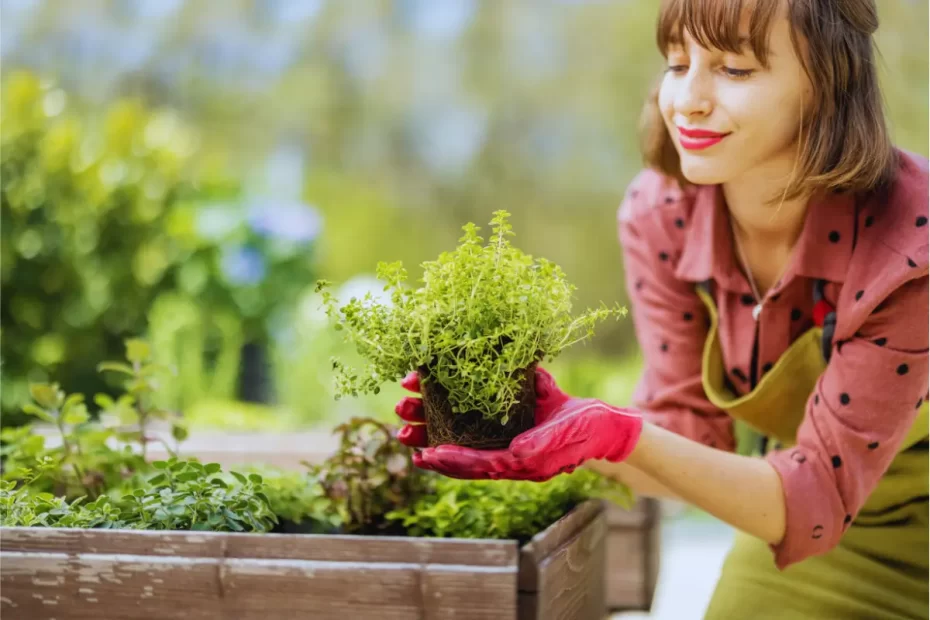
[641,0,898,201]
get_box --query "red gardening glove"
[394,367,643,481]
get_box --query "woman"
[394,1,929,617]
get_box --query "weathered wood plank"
[518,500,602,592]
[0,528,227,558]
[226,532,518,566]
[221,559,518,620]
[2,527,518,567]
[604,498,657,528]
[530,510,607,620]
[1,551,223,619]
[1,553,518,620]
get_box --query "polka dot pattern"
[616,160,930,571]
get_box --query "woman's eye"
[666,65,688,74]
[723,67,754,79]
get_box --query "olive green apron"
[694,283,930,620]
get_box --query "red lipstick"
[677,126,730,150]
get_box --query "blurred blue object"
[246,200,323,246]
[408,102,489,177]
[221,246,267,287]
[396,0,477,41]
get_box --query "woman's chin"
[678,155,731,186]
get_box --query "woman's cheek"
[657,76,677,121]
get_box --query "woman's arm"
[584,459,682,500]
[625,423,787,544]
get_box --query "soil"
[418,363,537,450]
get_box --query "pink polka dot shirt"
[616,149,929,569]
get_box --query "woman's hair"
[641,0,898,200]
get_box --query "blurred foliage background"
[1,0,927,431]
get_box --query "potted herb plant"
[316,210,626,449]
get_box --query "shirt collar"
[675,184,857,294]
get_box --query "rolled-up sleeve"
[765,275,929,569]
[618,172,735,452]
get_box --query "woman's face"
[658,10,813,186]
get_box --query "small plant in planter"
[1,338,186,500]
[386,467,633,542]
[307,417,431,535]
[0,459,277,532]
[317,210,627,449]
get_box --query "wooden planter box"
[141,429,661,613]
[1,500,606,620]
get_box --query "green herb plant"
[386,469,633,541]
[1,338,184,500]
[0,458,277,532]
[95,338,188,460]
[317,210,627,424]
[238,464,338,533]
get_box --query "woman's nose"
[675,69,713,118]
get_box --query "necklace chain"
[730,219,790,322]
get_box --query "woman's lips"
[677,126,730,151]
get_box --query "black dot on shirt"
[791,450,806,463]
[660,342,669,352]
[868,441,879,450]
[908,258,917,268]
[635,279,644,290]
[732,368,748,383]
[831,455,842,468]
[683,312,694,321]
[897,364,909,375]
[917,216,928,227]
[828,231,841,243]
[874,338,887,346]
[664,196,674,204]
[741,294,755,306]
[762,362,773,374]
[864,215,874,228]
[791,308,802,321]
[770,293,781,302]
[659,251,669,262]
[855,290,864,301]
[917,398,924,409]
[675,217,685,228]
[812,525,824,539]
[844,514,852,526]
[630,189,640,198]
[814,394,820,405]
[840,393,850,405]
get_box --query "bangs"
[656,0,781,66]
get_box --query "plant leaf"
[125,339,151,364]
[97,362,135,376]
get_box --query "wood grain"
[0,552,519,620]
[1,503,612,620]
[529,508,607,620]
[603,499,661,612]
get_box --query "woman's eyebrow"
[738,36,775,58]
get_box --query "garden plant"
[317,210,627,449]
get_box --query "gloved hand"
[394,367,643,481]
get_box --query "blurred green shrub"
[1,71,323,419]
[0,71,217,420]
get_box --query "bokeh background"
[1,0,927,430]
[1,1,927,617]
